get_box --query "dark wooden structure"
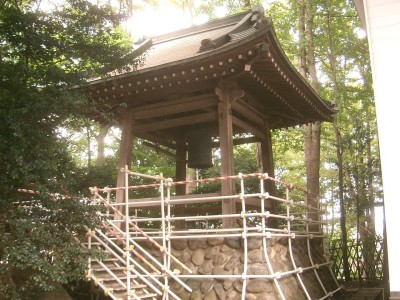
[87,6,335,228]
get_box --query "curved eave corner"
[264,19,336,122]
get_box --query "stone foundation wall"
[142,236,338,300]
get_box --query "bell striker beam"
[215,80,244,228]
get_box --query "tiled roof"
[129,10,264,73]
[87,6,335,138]
[140,26,232,69]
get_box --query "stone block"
[212,266,233,281]
[224,256,239,271]
[247,249,264,263]
[189,238,208,250]
[214,282,227,300]
[205,245,221,259]
[208,237,224,246]
[190,289,203,300]
[187,278,202,290]
[181,248,192,263]
[225,237,241,249]
[198,259,214,275]
[232,279,243,292]
[246,236,263,251]
[246,279,273,293]
[201,279,215,294]
[213,253,229,266]
[192,248,205,266]
[204,289,218,300]
[171,239,188,251]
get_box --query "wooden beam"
[128,80,216,103]
[232,98,265,128]
[232,115,266,140]
[234,136,261,144]
[142,141,176,159]
[136,132,176,150]
[134,112,217,133]
[215,80,244,228]
[132,95,216,119]
[212,136,261,148]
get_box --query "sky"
[125,2,217,38]
[124,1,277,38]
[38,0,277,38]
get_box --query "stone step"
[101,257,120,262]
[92,260,122,268]
[94,271,127,277]
[99,279,146,290]
[113,292,158,300]
[92,265,126,271]
[135,293,158,299]
[100,275,139,282]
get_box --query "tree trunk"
[184,0,195,24]
[86,123,92,169]
[96,124,110,165]
[257,123,278,228]
[326,6,351,281]
[299,0,321,233]
[298,0,307,78]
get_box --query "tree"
[323,0,351,280]
[296,0,323,234]
[0,0,141,297]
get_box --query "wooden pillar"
[175,134,186,229]
[116,110,135,203]
[215,80,244,228]
[259,122,278,228]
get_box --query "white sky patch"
[126,4,203,38]
[354,27,366,39]
[35,0,64,11]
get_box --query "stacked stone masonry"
[139,236,337,300]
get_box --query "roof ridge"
[151,10,251,45]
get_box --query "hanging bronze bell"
[187,129,213,169]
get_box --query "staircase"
[81,168,192,300]
[88,257,155,299]
[82,228,159,300]
[81,213,190,300]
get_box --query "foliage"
[196,0,261,18]
[266,0,381,239]
[0,0,140,297]
[0,193,103,299]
